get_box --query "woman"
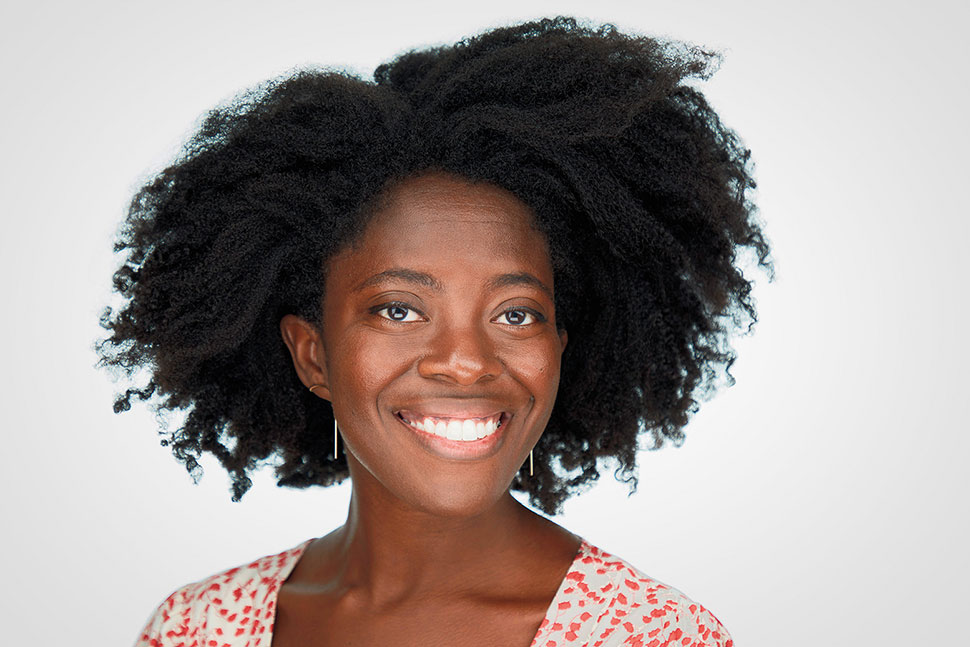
[101,17,769,646]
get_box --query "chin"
[408,478,512,519]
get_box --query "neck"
[323,457,544,605]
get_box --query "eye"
[374,303,423,323]
[495,308,544,326]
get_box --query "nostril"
[416,347,502,385]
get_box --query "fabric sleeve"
[133,586,203,647]
[663,600,734,647]
[595,559,734,647]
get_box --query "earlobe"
[279,314,331,399]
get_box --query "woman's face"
[293,172,567,517]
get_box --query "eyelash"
[371,301,425,323]
[495,307,546,326]
[370,302,546,326]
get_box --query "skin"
[277,172,581,647]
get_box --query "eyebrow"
[353,268,552,298]
[484,272,553,299]
[353,268,443,293]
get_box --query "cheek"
[503,335,563,398]
[329,332,416,407]
[326,334,415,475]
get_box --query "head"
[279,172,567,516]
[99,17,771,515]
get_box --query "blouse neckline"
[266,536,591,645]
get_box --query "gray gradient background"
[1,1,967,645]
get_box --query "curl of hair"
[99,16,772,515]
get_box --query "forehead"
[369,173,539,240]
[336,173,551,274]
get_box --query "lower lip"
[394,413,508,460]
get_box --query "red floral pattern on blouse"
[136,539,732,647]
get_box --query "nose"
[417,320,503,386]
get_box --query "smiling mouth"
[395,411,508,442]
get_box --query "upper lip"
[396,410,506,422]
[394,402,509,420]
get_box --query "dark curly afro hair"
[99,16,772,515]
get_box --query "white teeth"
[402,413,504,442]
[446,420,462,440]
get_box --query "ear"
[280,314,332,400]
[558,328,568,352]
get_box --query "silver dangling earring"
[308,385,339,459]
[527,395,535,476]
